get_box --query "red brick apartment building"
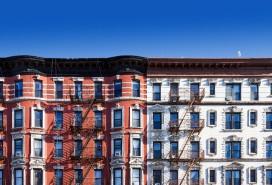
[0,55,147,185]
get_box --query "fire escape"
[68,86,105,185]
[167,88,205,185]
[0,86,6,161]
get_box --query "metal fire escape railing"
[69,98,100,185]
[167,88,205,185]
[69,86,105,104]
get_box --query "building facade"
[0,55,272,185]
[0,55,147,185]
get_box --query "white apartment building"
[146,58,272,185]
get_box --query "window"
[0,82,3,100]
[114,169,122,185]
[55,170,63,185]
[132,110,140,127]
[226,170,241,185]
[34,139,42,157]
[153,84,161,101]
[15,110,23,128]
[0,141,3,157]
[209,169,216,183]
[250,112,256,125]
[34,110,43,127]
[250,140,257,154]
[170,142,178,158]
[95,140,102,157]
[251,83,258,100]
[153,142,161,159]
[226,142,241,159]
[95,82,102,99]
[54,140,63,158]
[114,110,122,127]
[153,170,161,185]
[226,84,241,101]
[15,169,23,185]
[114,81,122,97]
[114,139,122,157]
[132,80,140,97]
[170,83,179,101]
[170,112,178,127]
[55,112,63,128]
[95,112,102,127]
[210,141,216,154]
[170,170,178,184]
[210,83,215,95]
[267,113,272,129]
[14,139,23,157]
[132,169,141,185]
[267,142,272,159]
[34,169,43,185]
[153,113,161,129]
[190,84,199,99]
[55,82,63,99]
[0,170,3,185]
[249,169,256,183]
[35,81,43,98]
[190,170,199,185]
[210,112,215,126]
[226,113,241,129]
[0,112,3,128]
[191,142,199,158]
[132,139,140,156]
[267,170,272,185]
[15,81,23,98]
[95,170,102,185]
[74,112,82,127]
[75,82,82,99]
[74,169,83,184]
[74,140,82,157]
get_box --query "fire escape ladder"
[79,127,97,157]
[81,98,96,125]
[80,159,96,185]
[178,97,196,128]
[179,158,196,185]
[178,129,195,158]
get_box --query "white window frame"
[130,168,143,185]
[30,167,45,185]
[111,103,124,129]
[130,104,143,129]
[248,138,257,155]
[111,131,124,158]
[248,167,257,184]
[11,131,25,158]
[12,103,25,129]
[207,110,217,127]
[208,168,216,184]
[111,167,125,185]
[31,104,45,129]
[248,109,257,128]
[12,167,26,185]
[207,138,217,156]
[130,132,144,157]
[30,133,45,158]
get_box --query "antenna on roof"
[238,51,241,58]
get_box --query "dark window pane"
[153,113,161,129]
[210,141,215,153]
[55,82,63,99]
[114,169,122,185]
[210,113,215,125]
[114,139,122,156]
[35,81,43,98]
[210,170,215,183]
[95,82,102,99]
[153,142,161,159]
[55,170,63,185]
[55,112,63,128]
[15,139,23,157]
[95,141,102,157]
[34,139,42,157]
[133,139,140,156]
[35,110,43,127]
[267,113,272,129]
[114,110,122,127]
[251,84,258,100]
[267,142,272,159]
[15,110,23,127]
[15,81,23,97]
[132,110,140,127]
[34,169,43,185]
[75,82,82,99]
[54,141,63,157]
[114,81,122,97]
[153,170,161,184]
[95,112,102,127]
[132,81,140,97]
[153,84,161,101]
[250,112,256,125]
[210,83,215,95]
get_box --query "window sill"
[223,129,242,132]
[208,182,216,184]
[249,153,257,156]
[130,127,143,130]
[31,127,45,130]
[151,129,164,132]
[207,153,216,156]
[112,127,124,130]
[12,127,24,130]
[208,125,216,127]
[208,95,216,97]
[249,124,257,128]
[111,156,124,159]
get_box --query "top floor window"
[251,83,258,100]
[226,113,241,129]
[55,82,63,99]
[15,81,23,98]
[210,83,215,95]
[170,83,179,101]
[35,81,43,98]
[153,84,161,101]
[132,80,140,97]
[226,84,241,101]
[95,82,102,99]
[114,81,122,97]
[75,82,82,99]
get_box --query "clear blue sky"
[0,0,271,58]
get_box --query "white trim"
[12,103,25,129]
[111,132,124,158]
[0,78,4,82]
[130,103,143,129]
[30,167,45,185]
[12,133,25,158]
[92,77,104,82]
[12,168,26,185]
[207,168,217,184]
[52,77,64,81]
[31,104,45,129]
[72,77,84,81]
[207,138,217,156]
[248,167,257,184]
[30,133,45,158]
[53,105,64,112]
[248,138,257,155]
[130,132,144,158]
[72,105,83,112]
[111,103,124,129]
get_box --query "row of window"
[151,140,272,159]
[152,112,272,130]
[9,80,141,99]
[152,168,271,185]
[153,83,269,101]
